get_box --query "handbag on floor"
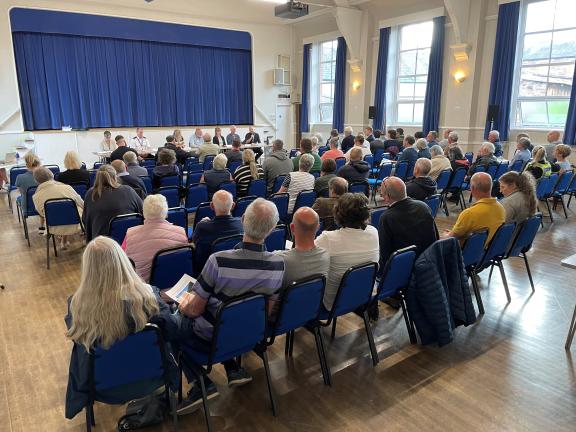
[117,393,167,430]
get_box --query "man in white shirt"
[131,128,151,157]
[189,128,204,150]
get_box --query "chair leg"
[261,350,277,417]
[284,331,291,356]
[488,263,495,282]
[400,297,417,343]
[198,375,213,432]
[523,254,535,292]
[168,388,178,432]
[52,234,58,257]
[313,327,332,386]
[85,406,92,432]
[470,271,485,315]
[545,199,554,223]
[23,216,30,247]
[567,192,573,208]
[8,191,13,213]
[46,235,50,270]
[565,305,576,350]
[362,310,379,366]
[560,196,568,218]
[497,261,511,303]
[90,405,95,426]
[288,330,295,356]
[331,317,337,339]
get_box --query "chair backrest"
[93,162,104,170]
[70,183,88,199]
[553,171,574,194]
[22,186,39,217]
[335,157,346,172]
[289,148,299,158]
[138,176,152,194]
[193,202,215,229]
[272,275,326,337]
[45,165,60,176]
[464,152,474,165]
[370,207,386,227]
[376,246,417,300]
[146,166,154,178]
[461,229,489,268]
[424,194,441,217]
[363,154,374,168]
[507,214,542,258]
[446,167,467,191]
[329,262,377,317]
[91,324,167,400]
[394,161,409,180]
[272,175,286,194]
[208,294,267,366]
[158,186,180,208]
[247,178,267,198]
[108,213,144,244]
[186,171,203,188]
[212,234,244,253]
[185,183,208,212]
[478,223,516,269]
[185,161,202,174]
[509,159,524,172]
[349,181,370,197]
[486,163,499,178]
[159,175,180,188]
[9,166,27,186]
[166,207,188,232]
[536,174,557,199]
[228,160,242,173]
[44,198,82,233]
[312,171,321,178]
[373,148,385,165]
[435,169,452,191]
[218,181,237,200]
[293,190,316,213]
[233,196,257,218]
[89,170,98,187]
[149,245,194,289]
[376,163,393,181]
[203,155,215,171]
[265,225,286,252]
[494,162,509,180]
[406,162,415,179]
[318,146,328,156]
[270,193,289,223]
[141,159,156,168]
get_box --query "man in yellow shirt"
[443,172,505,244]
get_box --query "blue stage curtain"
[332,37,347,133]
[373,27,390,132]
[422,16,445,135]
[563,64,576,145]
[300,44,311,133]
[484,1,520,141]
[12,32,253,130]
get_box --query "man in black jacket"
[243,126,263,161]
[405,158,437,201]
[341,126,355,153]
[110,135,138,162]
[162,135,194,165]
[338,148,370,184]
[110,160,147,199]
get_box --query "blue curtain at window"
[300,44,311,133]
[484,1,520,141]
[373,27,390,132]
[422,16,445,135]
[564,65,576,145]
[332,37,347,133]
[12,32,253,130]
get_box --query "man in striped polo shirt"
[177,198,284,415]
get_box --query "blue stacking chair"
[233,196,257,218]
[476,223,517,303]
[267,275,331,385]
[494,161,509,181]
[551,171,574,218]
[185,183,208,213]
[270,193,289,223]
[289,148,299,158]
[139,176,153,194]
[567,174,576,208]
[311,171,320,178]
[88,170,97,187]
[16,186,38,247]
[227,160,242,174]
[70,183,88,199]
[292,190,316,215]
[149,245,194,288]
[167,207,192,239]
[93,162,104,169]
[373,148,385,168]
[363,154,374,169]
[370,206,386,227]
[218,181,237,200]
[185,172,203,189]
[318,146,328,156]
[141,159,156,168]
[464,152,474,165]
[212,234,243,253]
[45,164,60,177]
[159,186,180,208]
[185,160,202,174]
[44,198,84,269]
[440,167,467,216]
[504,214,542,292]
[509,159,525,172]
[108,213,143,244]
[349,181,370,197]
[368,163,393,204]
[271,175,286,195]
[7,166,27,212]
[486,163,499,180]
[83,323,178,432]
[247,179,267,198]
[461,230,489,314]
[146,166,155,178]
[159,175,180,188]
[424,194,441,218]
[202,155,215,171]
[373,246,418,344]
[319,263,379,366]
[435,169,452,193]
[394,161,409,180]
[179,294,276,430]
[536,174,558,223]
[335,157,346,172]
[265,225,286,251]
[192,202,215,230]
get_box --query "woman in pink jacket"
[122,194,189,282]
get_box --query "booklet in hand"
[163,274,196,303]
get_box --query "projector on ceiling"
[275,1,309,19]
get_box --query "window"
[513,0,576,128]
[395,21,433,124]
[317,39,337,123]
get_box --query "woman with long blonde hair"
[65,236,179,420]
[232,149,264,197]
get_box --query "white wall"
[0,0,294,165]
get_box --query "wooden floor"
[0,190,575,432]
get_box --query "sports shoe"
[176,382,219,416]
[226,367,253,387]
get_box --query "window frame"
[313,38,338,125]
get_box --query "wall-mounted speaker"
[368,105,376,119]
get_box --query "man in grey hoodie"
[263,139,294,192]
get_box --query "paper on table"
[164,274,196,303]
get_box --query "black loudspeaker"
[488,104,499,122]
[368,105,376,119]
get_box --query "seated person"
[279,153,316,214]
[344,135,371,162]
[292,138,322,173]
[110,135,138,162]
[57,151,90,186]
[369,130,385,154]
[15,152,41,217]
[177,199,284,412]
[224,139,244,164]
[83,165,143,241]
[64,236,180,421]
[499,171,537,225]
[488,130,503,158]
[200,153,233,198]
[32,166,84,249]
[233,149,264,198]
[397,135,418,165]
[426,130,439,148]
[162,135,193,165]
[405,158,437,201]
[383,129,402,158]
[243,126,263,161]
[429,145,452,179]
[415,138,431,159]
[509,137,532,169]
[263,139,293,193]
[442,172,505,244]
[448,145,470,171]
[312,177,348,231]
[213,127,226,146]
[516,133,532,151]
[123,150,148,177]
[122,194,188,282]
[111,160,147,198]
[525,146,552,180]
[152,148,180,190]
[554,144,572,174]
[321,137,345,161]
[341,126,355,153]
[315,193,379,309]
[467,142,498,178]
[198,133,220,163]
[191,190,243,272]
[338,147,370,184]
[314,158,337,196]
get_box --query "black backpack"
[117,393,167,430]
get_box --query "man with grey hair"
[545,130,562,161]
[111,159,147,198]
[426,130,439,148]
[488,130,503,157]
[341,126,355,153]
[123,151,148,177]
[405,158,437,200]
[178,197,285,412]
[467,141,498,178]
[429,144,452,179]
[197,133,219,163]
[378,176,437,267]
[312,176,348,231]
[279,153,316,213]
[439,128,453,148]
[263,139,294,192]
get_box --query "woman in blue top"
[15,152,41,221]
[200,153,233,198]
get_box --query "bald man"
[378,177,438,268]
[443,172,505,244]
[545,130,562,161]
[275,207,329,288]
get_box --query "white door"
[275,104,291,148]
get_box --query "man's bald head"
[381,176,406,204]
[292,207,319,235]
[110,159,126,174]
[547,130,561,143]
[211,190,234,215]
[471,172,492,197]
